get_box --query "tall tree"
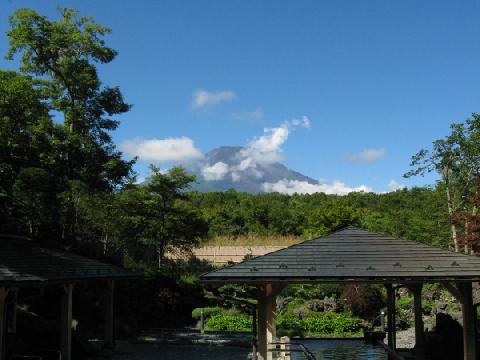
[405,114,480,251]
[6,8,134,244]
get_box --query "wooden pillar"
[257,284,277,360]
[104,280,115,348]
[257,286,267,360]
[265,284,276,360]
[411,284,425,360]
[9,289,17,333]
[0,288,8,360]
[460,283,477,360]
[385,284,396,350]
[60,284,73,360]
[252,306,257,360]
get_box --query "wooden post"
[460,283,477,360]
[411,284,425,360]
[104,280,115,348]
[252,307,257,360]
[8,289,18,333]
[257,286,267,360]
[265,284,276,360]
[257,284,277,360]
[385,284,396,350]
[60,284,73,360]
[0,288,8,360]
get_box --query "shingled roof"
[201,226,480,283]
[0,235,136,286]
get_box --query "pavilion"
[0,234,137,360]
[201,226,480,360]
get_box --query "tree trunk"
[444,167,459,252]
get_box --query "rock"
[323,296,338,312]
[307,299,324,312]
[434,302,448,312]
[293,306,309,319]
[425,313,463,360]
[276,296,291,313]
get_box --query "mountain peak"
[192,146,318,193]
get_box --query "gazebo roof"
[0,235,136,286]
[201,226,480,284]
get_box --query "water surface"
[293,339,387,360]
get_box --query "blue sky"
[1,0,480,193]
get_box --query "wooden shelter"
[0,234,136,360]
[201,226,480,360]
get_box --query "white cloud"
[240,125,289,165]
[288,116,311,128]
[238,116,311,170]
[202,162,229,181]
[232,109,264,121]
[192,89,236,109]
[388,179,405,191]
[262,179,372,195]
[120,137,203,162]
[199,116,312,183]
[344,148,385,163]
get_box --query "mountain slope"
[192,146,318,193]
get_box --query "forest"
[2,8,480,348]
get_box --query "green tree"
[0,70,57,237]
[118,167,208,270]
[405,114,480,251]
[6,8,134,244]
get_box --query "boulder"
[425,313,463,360]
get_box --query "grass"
[201,234,303,247]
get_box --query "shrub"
[302,312,362,335]
[276,315,303,337]
[342,284,385,319]
[276,312,362,337]
[205,314,252,332]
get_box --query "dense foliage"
[189,187,451,248]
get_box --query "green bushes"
[205,314,252,332]
[277,312,362,337]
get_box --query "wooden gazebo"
[0,234,136,360]
[201,226,480,360]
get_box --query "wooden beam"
[459,283,477,360]
[104,280,115,348]
[0,288,8,360]
[410,284,425,360]
[60,284,73,360]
